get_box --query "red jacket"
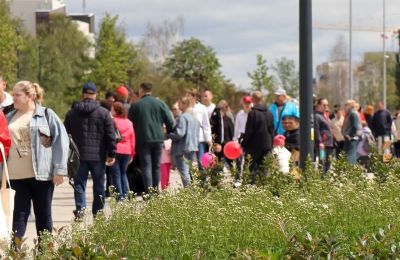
[0,111,11,162]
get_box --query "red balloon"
[223,141,242,160]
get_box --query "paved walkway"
[24,171,183,246]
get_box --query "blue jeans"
[196,142,208,171]
[137,142,163,193]
[11,178,54,238]
[173,151,196,188]
[344,139,358,164]
[111,154,131,200]
[74,160,106,215]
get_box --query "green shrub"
[6,156,400,259]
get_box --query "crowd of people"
[0,71,400,243]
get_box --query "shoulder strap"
[0,142,11,190]
[44,107,49,124]
[275,103,287,133]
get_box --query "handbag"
[67,134,80,189]
[115,124,122,143]
[0,142,15,241]
[44,108,80,189]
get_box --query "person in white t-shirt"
[233,95,252,185]
[201,89,216,119]
[0,74,14,114]
[187,89,212,170]
[272,135,291,174]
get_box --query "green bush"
[6,155,400,259]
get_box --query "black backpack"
[44,108,80,189]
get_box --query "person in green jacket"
[128,83,174,193]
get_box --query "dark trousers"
[249,151,269,184]
[317,147,333,174]
[105,165,113,197]
[74,160,106,215]
[137,142,163,193]
[10,178,54,238]
[394,141,400,158]
[335,140,345,158]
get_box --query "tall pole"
[299,0,313,170]
[349,0,353,99]
[383,0,387,108]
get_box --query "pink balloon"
[201,152,216,168]
[223,141,242,160]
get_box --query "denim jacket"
[6,104,69,181]
[169,112,199,156]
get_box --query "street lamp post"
[299,0,314,170]
[349,0,353,100]
[383,0,387,109]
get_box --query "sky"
[64,0,400,90]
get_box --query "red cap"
[273,135,286,147]
[115,86,129,98]
[242,96,252,104]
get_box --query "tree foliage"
[37,14,91,115]
[163,37,225,98]
[247,54,274,103]
[90,13,144,94]
[143,17,183,68]
[358,52,397,110]
[272,57,299,99]
[0,0,21,83]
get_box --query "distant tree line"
[0,0,300,116]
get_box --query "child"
[160,138,172,190]
[282,115,300,163]
[272,135,291,174]
[357,123,375,170]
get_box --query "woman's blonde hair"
[345,99,357,109]
[13,81,44,104]
[179,96,192,112]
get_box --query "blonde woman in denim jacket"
[169,96,199,187]
[6,81,69,242]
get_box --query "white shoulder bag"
[0,142,15,241]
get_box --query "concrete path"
[24,171,183,246]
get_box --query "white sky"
[64,0,400,90]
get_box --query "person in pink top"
[111,102,135,200]
[160,137,172,190]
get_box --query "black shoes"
[73,209,85,222]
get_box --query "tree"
[0,0,20,83]
[163,37,225,98]
[357,52,397,110]
[272,57,299,99]
[247,54,274,103]
[37,14,91,115]
[143,17,184,68]
[90,13,144,94]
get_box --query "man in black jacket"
[371,101,392,155]
[241,91,274,184]
[64,82,116,219]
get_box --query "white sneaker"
[233,181,242,188]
